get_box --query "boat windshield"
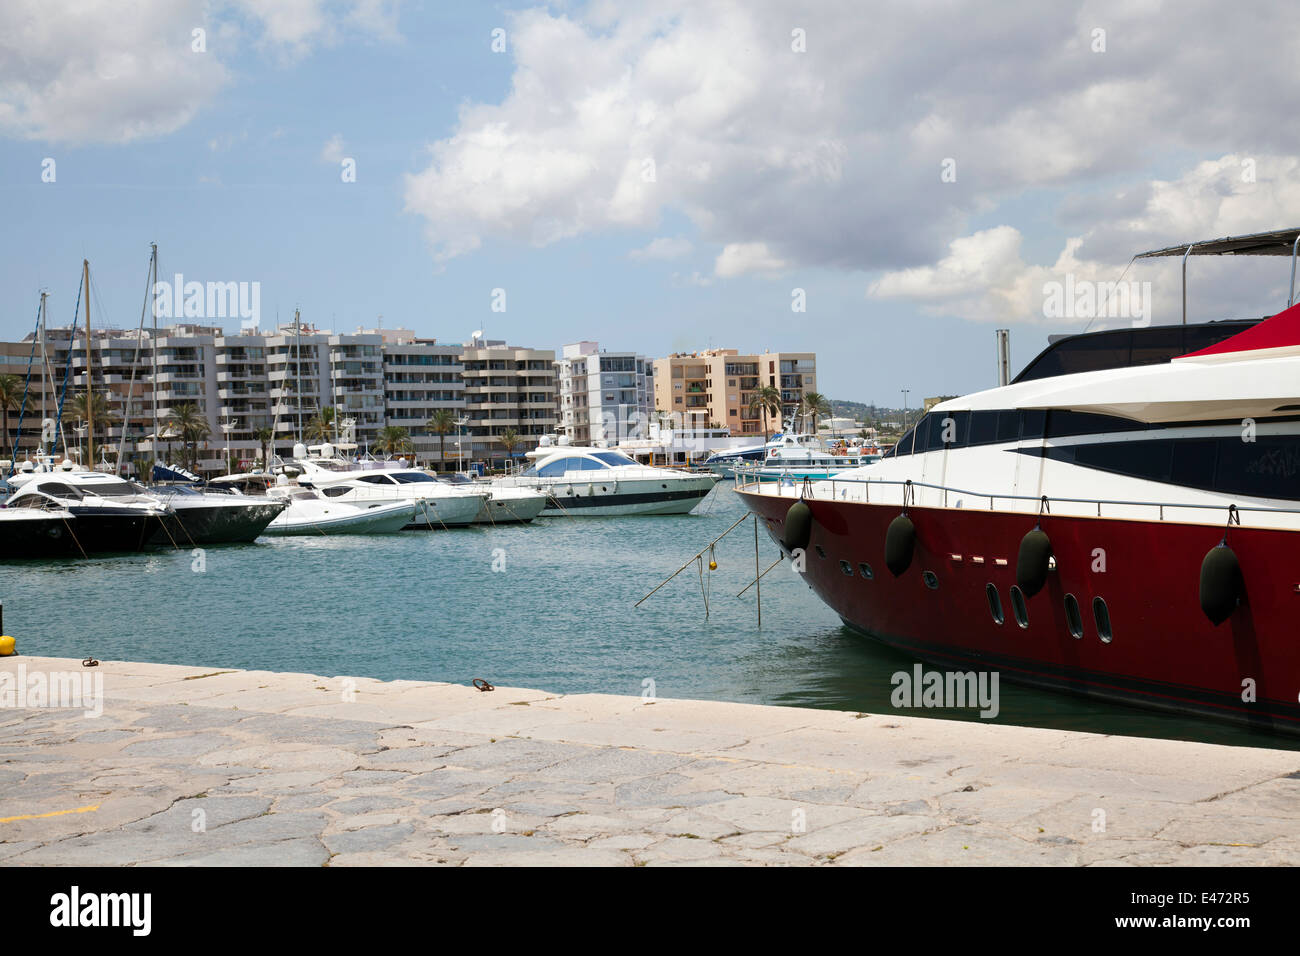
[522,456,610,477]
[29,483,83,500]
[84,479,148,496]
[591,452,638,467]
[391,472,440,483]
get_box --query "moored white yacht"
[498,438,719,516]
[277,444,486,528]
[743,433,880,483]
[736,227,1300,735]
[435,472,547,524]
[208,474,417,536]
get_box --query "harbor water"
[5,483,1295,751]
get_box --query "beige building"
[459,340,557,464]
[653,349,817,437]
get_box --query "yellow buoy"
[708,560,718,571]
[0,636,14,656]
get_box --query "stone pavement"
[2,656,1299,866]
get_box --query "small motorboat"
[260,484,417,536]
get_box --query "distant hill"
[829,398,888,422]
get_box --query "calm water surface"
[5,483,1295,751]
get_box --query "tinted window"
[357,474,394,485]
[986,584,1004,624]
[996,410,1020,443]
[1170,439,1217,488]
[1064,594,1084,639]
[1010,586,1029,628]
[391,472,439,483]
[937,410,969,449]
[1014,322,1256,383]
[37,483,80,499]
[1073,440,1172,483]
[1046,411,1143,438]
[969,410,997,446]
[593,452,637,466]
[1093,597,1113,643]
[888,424,919,458]
[1019,410,1046,441]
[1129,326,1187,367]
[1216,437,1300,498]
[83,479,141,496]
[536,458,579,477]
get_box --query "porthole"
[922,570,939,590]
[1093,597,1112,643]
[1064,594,1083,639]
[859,562,874,580]
[985,584,1004,625]
[1009,585,1029,629]
[815,545,826,559]
[839,560,854,576]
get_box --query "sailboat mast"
[151,243,158,462]
[83,259,93,469]
[294,308,302,443]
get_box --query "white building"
[556,341,653,446]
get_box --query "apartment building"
[383,336,465,467]
[555,341,653,445]
[3,323,404,471]
[459,340,557,464]
[652,349,817,437]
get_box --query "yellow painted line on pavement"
[0,803,100,823]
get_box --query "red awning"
[1179,301,1300,358]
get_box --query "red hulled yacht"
[737,228,1300,734]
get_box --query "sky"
[3,0,1300,409]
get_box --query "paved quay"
[2,655,1300,866]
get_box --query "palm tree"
[425,408,456,471]
[800,391,831,435]
[0,373,21,461]
[305,406,336,442]
[168,403,209,470]
[498,427,521,469]
[64,390,118,464]
[254,426,275,469]
[747,385,781,442]
[373,425,412,456]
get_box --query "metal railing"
[733,466,1300,526]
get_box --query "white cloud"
[629,236,693,260]
[715,242,788,278]
[320,133,347,163]
[402,1,1300,276]
[870,155,1300,324]
[0,0,228,144]
[0,0,402,145]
